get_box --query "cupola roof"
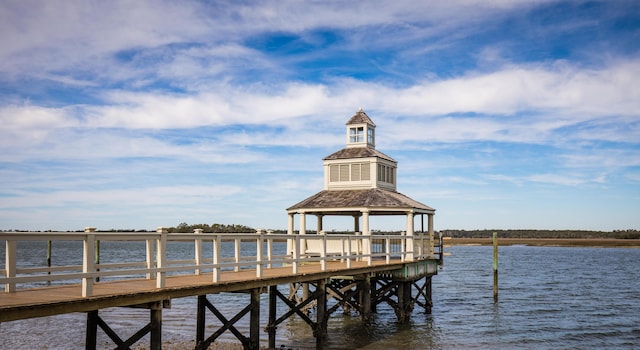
[346,108,376,126]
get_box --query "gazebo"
[286,109,436,261]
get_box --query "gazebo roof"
[286,188,435,216]
[323,147,395,163]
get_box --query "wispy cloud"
[1,0,638,231]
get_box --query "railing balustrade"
[1,229,439,296]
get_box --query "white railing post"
[156,227,168,288]
[146,237,155,279]
[5,240,16,292]
[362,210,371,265]
[266,230,273,268]
[320,231,326,271]
[194,228,203,275]
[212,235,221,282]
[385,237,391,264]
[292,235,300,274]
[82,227,96,297]
[234,237,241,272]
[346,237,352,269]
[399,232,405,262]
[256,230,264,277]
[428,213,435,258]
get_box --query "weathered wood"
[315,279,327,350]
[150,302,162,350]
[249,288,261,350]
[267,285,277,349]
[361,274,372,320]
[85,310,98,350]
[196,295,206,345]
[493,231,498,303]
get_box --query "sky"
[1,0,639,232]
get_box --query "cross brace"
[195,290,261,350]
[85,302,162,350]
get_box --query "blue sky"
[1,0,639,232]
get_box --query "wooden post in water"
[493,231,498,303]
[47,240,52,284]
[95,239,100,282]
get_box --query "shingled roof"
[287,188,434,215]
[346,108,376,126]
[323,147,396,162]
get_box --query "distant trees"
[439,229,640,240]
[168,222,255,233]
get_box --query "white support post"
[266,230,273,268]
[194,228,203,275]
[287,213,294,258]
[5,240,16,293]
[428,213,435,258]
[385,237,391,264]
[406,211,415,261]
[146,238,155,279]
[234,238,241,272]
[299,211,306,252]
[362,210,371,265]
[256,230,264,278]
[82,227,96,297]
[292,235,300,274]
[346,237,352,268]
[212,235,221,282]
[156,227,168,288]
[320,232,326,271]
[317,214,323,233]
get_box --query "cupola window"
[350,127,364,143]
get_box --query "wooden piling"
[315,279,328,349]
[249,289,261,350]
[267,286,277,349]
[493,231,498,303]
[95,240,100,282]
[47,240,52,284]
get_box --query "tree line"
[439,229,640,240]
[3,226,638,239]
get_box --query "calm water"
[1,243,639,349]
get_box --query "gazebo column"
[287,213,295,258]
[299,211,307,261]
[405,211,414,261]
[362,210,371,264]
[428,213,435,258]
[317,214,323,233]
[353,214,360,233]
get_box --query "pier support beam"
[267,279,329,350]
[360,274,372,321]
[371,276,436,323]
[85,301,163,350]
[196,289,261,350]
[414,276,433,314]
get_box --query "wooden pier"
[1,228,442,349]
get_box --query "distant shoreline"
[447,238,640,248]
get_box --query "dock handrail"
[1,229,438,296]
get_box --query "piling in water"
[493,232,498,303]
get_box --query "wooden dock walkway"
[1,229,442,349]
[1,259,410,322]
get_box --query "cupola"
[322,108,397,191]
[346,108,375,149]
